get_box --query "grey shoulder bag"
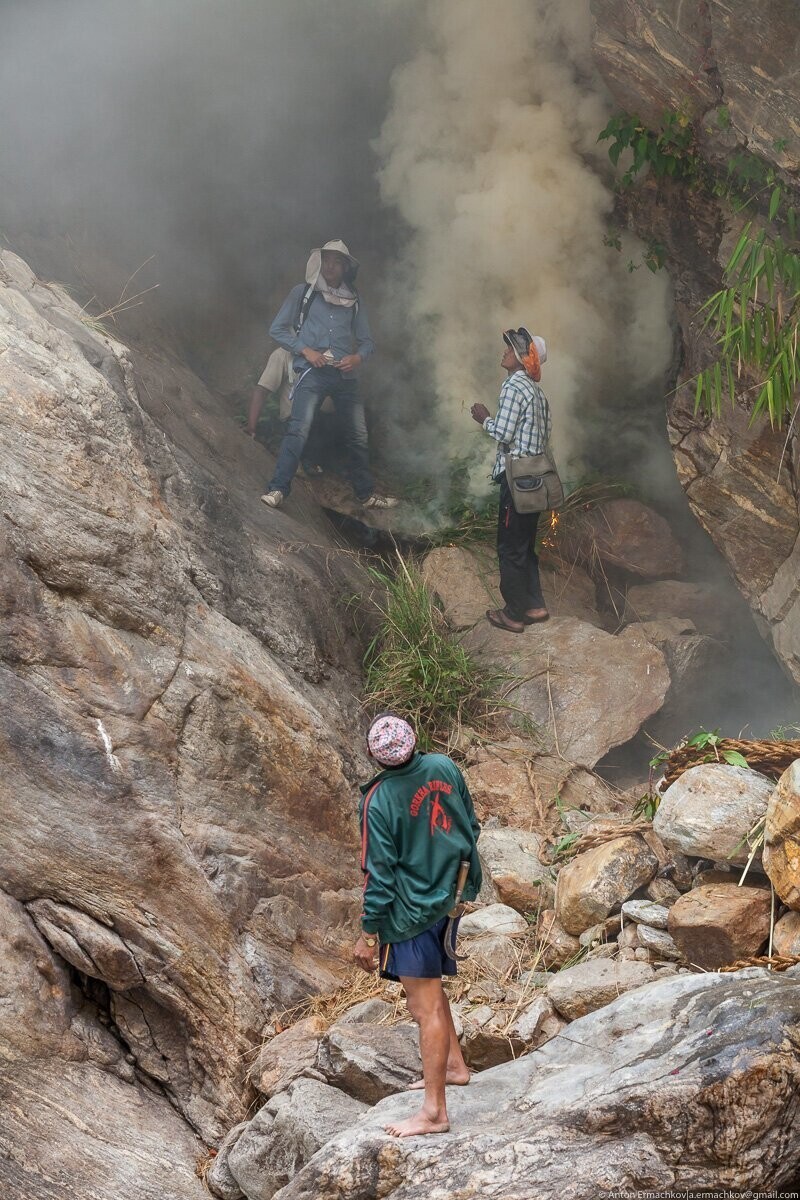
[504,392,564,514]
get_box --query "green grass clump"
[363,554,510,753]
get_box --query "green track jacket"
[358,751,482,944]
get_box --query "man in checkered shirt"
[471,327,552,634]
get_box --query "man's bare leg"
[407,987,469,1090]
[385,977,451,1136]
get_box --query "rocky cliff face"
[591,0,800,687]
[0,248,372,1191]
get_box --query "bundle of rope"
[662,738,800,789]
[718,953,800,973]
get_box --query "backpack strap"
[293,283,316,334]
[293,283,360,335]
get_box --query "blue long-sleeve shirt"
[269,284,375,375]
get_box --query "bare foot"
[406,1069,470,1090]
[384,1110,450,1138]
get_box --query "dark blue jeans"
[268,367,374,499]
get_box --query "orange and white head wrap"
[503,328,547,381]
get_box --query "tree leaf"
[722,750,749,768]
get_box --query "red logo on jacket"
[410,780,453,836]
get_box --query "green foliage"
[696,218,800,426]
[597,108,800,428]
[769,722,800,739]
[551,832,580,859]
[650,728,750,772]
[632,791,660,821]
[597,110,700,187]
[362,554,511,753]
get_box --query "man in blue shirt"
[261,240,398,510]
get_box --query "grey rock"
[620,900,670,929]
[636,925,683,962]
[507,994,567,1048]
[207,1122,248,1200]
[316,1024,421,1104]
[554,835,659,935]
[546,959,656,1020]
[477,825,553,914]
[336,999,395,1027]
[228,1079,367,1200]
[464,618,669,766]
[654,764,773,866]
[274,969,800,1198]
[248,1017,327,1100]
[0,249,372,1142]
[458,903,528,937]
[0,891,204,1199]
[459,932,519,978]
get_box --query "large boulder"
[619,619,724,741]
[464,619,669,767]
[557,499,684,579]
[0,891,204,1200]
[476,826,552,914]
[0,249,371,1144]
[622,580,731,640]
[773,911,800,957]
[458,904,528,937]
[464,740,618,828]
[248,1017,328,1099]
[554,835,659,935]
[653,764,774,867]
[273,968,800,1198]
[667,884,772,970]
[763,760,800,910]
[421,545,602,630]
[227,1078,367,1200]
[316,1024,421,1104]
[535,909,582,969]
[546,958,657,1019]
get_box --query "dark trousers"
[496,476,545,621]
[268,367,374,499]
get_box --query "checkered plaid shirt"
[482,372,552,480]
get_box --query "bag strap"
[293,284,360,335]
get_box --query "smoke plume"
[374,0,674,492]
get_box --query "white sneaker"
[362,494,400,509]
[260,490,284,508]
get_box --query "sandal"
[486,608,525,634]
[522,611,550,625]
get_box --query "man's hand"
[353,934,378,973]
[245,426,257,439]
[471,402,490,425]
[336,354,362,373]
[302,347,328,368]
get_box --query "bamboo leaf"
[726,225,752,276]
[769,185,782,222]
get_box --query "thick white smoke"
[374,0,674,492]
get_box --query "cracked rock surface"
[0,247,371,1189]
[274,966,800,1200]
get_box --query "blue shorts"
[379,915,460,981]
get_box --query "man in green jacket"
[354,714,482,1137]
